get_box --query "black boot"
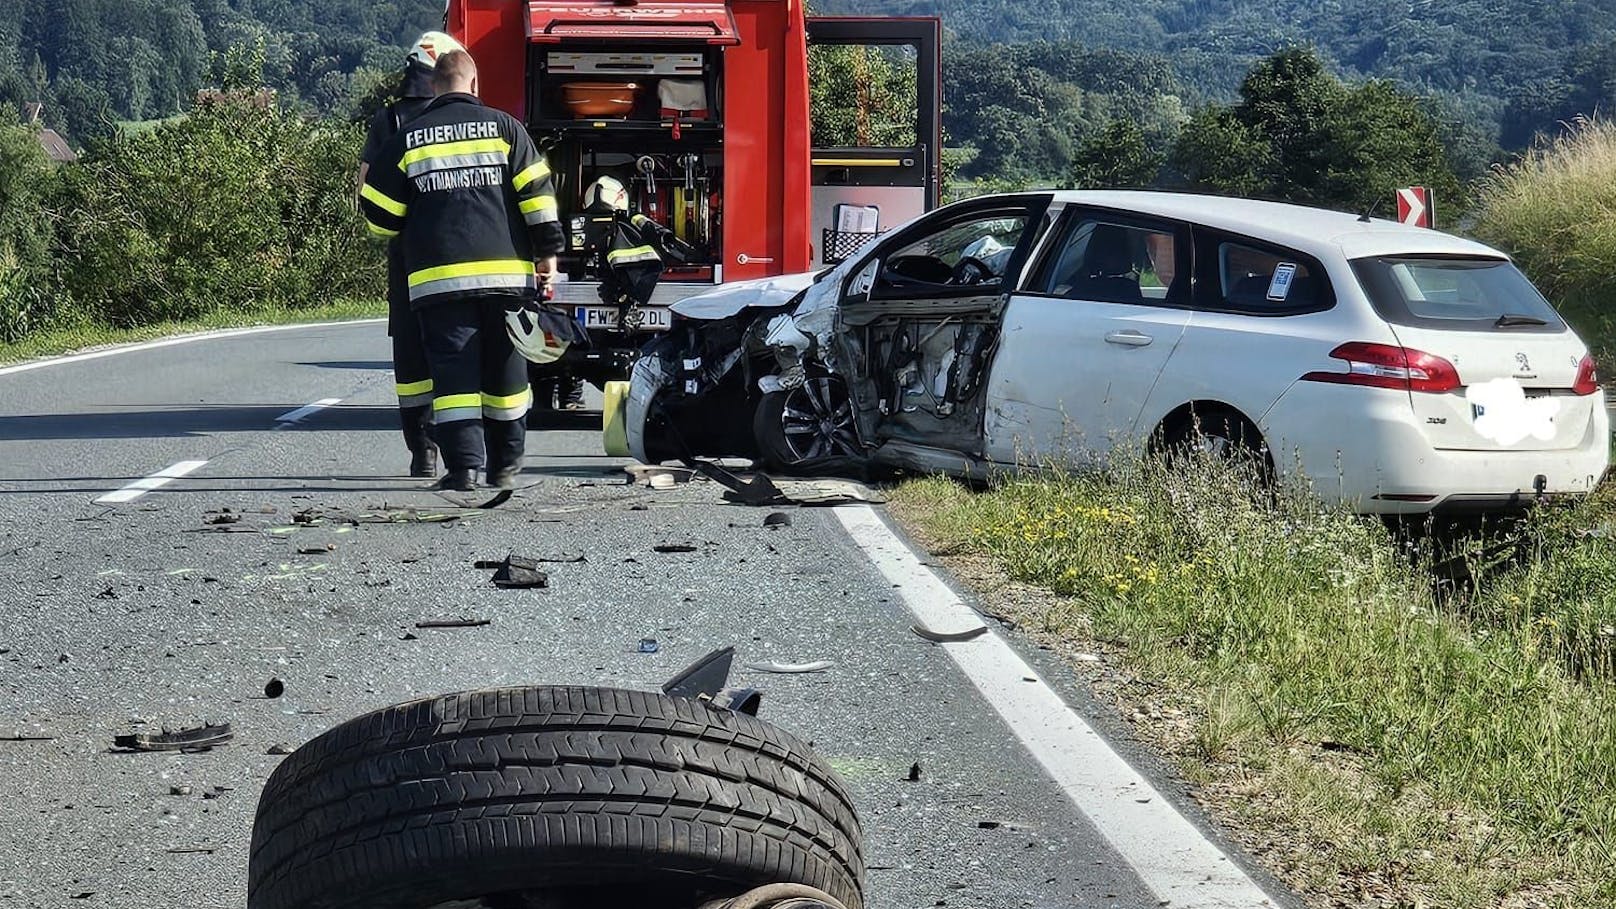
[488,465,522,490]
[430,469,478,492]
[409,447,438,479]
[561,375,586,411]
[401,405,437,478]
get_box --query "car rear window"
[1351,257,1567,332]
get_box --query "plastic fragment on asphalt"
[415,619,491,629]
[654,544,699,554]
[744,660,834,674]
[263,678,285,699]
[764,512,793,527]
[906,762,922,782]
[266,743,295,756]
[486,555,551,589]
[638,638,660,654]
[911,624,990,644]
[111,722,233,753]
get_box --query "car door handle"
[1105,331,1154,348]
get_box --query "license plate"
[575,305,673,332]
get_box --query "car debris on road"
[911,624,990,644]
[111,722,233,753]
[744,659,835,674]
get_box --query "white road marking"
[836,505,1279,909]
[0,320,384,378]
[94,460,209,505]
[275,398,343,425]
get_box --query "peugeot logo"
[1516,352,1532,373]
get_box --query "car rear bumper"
[1263,384,1610,515]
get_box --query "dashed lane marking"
[835,504,1280,909]
[275,398,343,426]
[93,460,210,505]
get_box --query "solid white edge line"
[835,504,1279,909]
[93,460,210,505]
[276,398,344,425]
[0,319,385,378]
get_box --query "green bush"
[54,92,380,328]
[0,110,64,343]
[1471,118,1616,363]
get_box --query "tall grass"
[1472,117,1616,362]
[896,459,1616,905]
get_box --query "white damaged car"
[625,191,1610,515]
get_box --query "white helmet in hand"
[507,300,573,366]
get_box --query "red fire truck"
[444,0,942,385]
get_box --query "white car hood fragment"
[669,273,819,320]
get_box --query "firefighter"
[357,30,465,478]
[359,49,565,492]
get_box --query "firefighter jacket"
[360,93,564,310]
[597,213,668,310]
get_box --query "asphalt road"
[0,322,1283,908]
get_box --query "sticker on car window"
[1267,263,1298,301]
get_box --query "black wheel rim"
[780,377,859,462]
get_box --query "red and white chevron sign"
[1396,186,1434,228]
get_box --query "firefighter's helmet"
[407,31,465,69]
[584,175,631,213]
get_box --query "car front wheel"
[753,375,861,470]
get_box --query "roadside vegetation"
[894,459,1616,907]
[0,47,382,361]
[1472,118,1616,365]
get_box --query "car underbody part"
[246,687,864,909]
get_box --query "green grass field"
[0,299,385,367]
[893,458,1616,908]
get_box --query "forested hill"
[0,0,444,141]
[820,0,1616,148]
[5,0,1615,184]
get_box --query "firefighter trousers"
[388,243,434,459]
[418,295,532,474]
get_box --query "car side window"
[1220,244,1320,309]
[870,213,1029,298]
[1032,215,1187,305]
[1194,231,1334,315]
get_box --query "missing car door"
[831,196,1051,456]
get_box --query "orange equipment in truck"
[444,0,941,385]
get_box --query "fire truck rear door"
[806,17,942,269]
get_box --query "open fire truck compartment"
[446,0,941,317]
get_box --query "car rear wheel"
[247,686,865,909]
[754,375,861,470]
[1159,407,1274,485]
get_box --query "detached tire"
[247,687,865,909]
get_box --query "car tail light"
[1300,342,1461,394]
[1574,354,1600,396]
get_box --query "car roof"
[1041,190,1507,262]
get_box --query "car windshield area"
[1351,256,1567,332]
[877,214,1028,291]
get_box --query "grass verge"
[891,459,1616,908]
[0,299,385,367]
